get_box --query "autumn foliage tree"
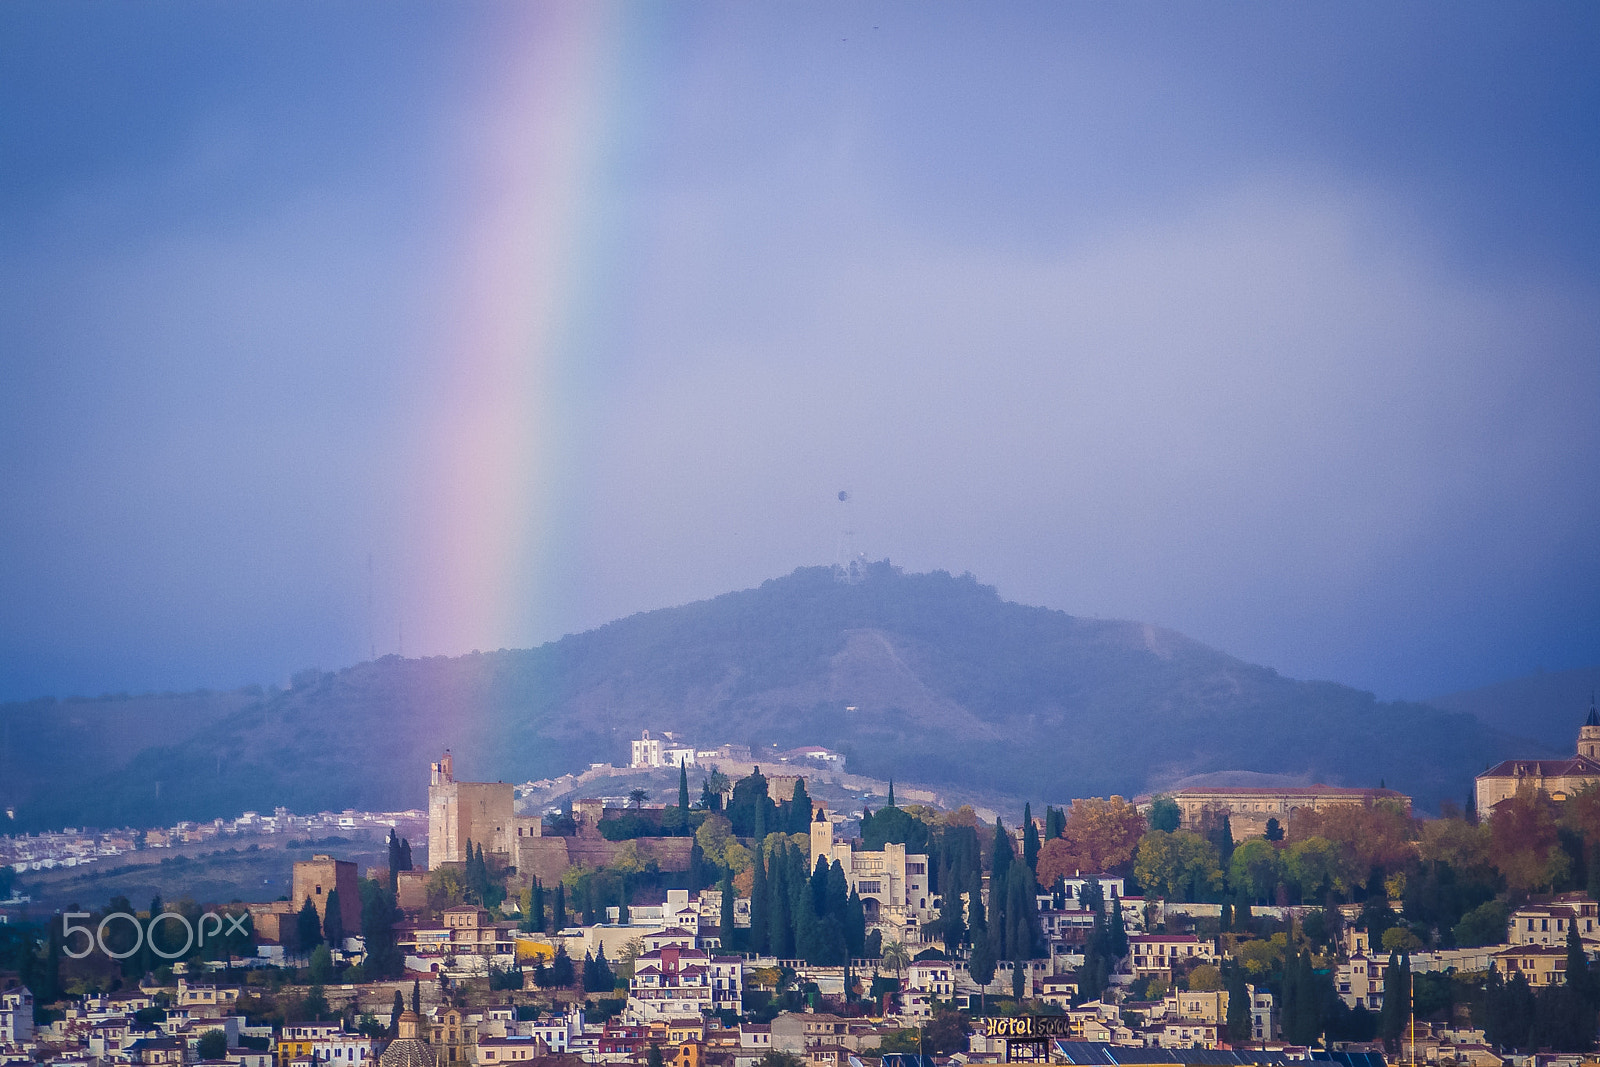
[1034,796,1145,884]
[1490,787,1571,893]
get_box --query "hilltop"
[0,563,1545,832]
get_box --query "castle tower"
[810,807,835,863]
[1581,698,1600,761]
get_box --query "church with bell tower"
[1475,698,1600,814]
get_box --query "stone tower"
[1580,698,1600,761]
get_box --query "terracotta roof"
[1478,756,1600,779]
[1169,786,1407,799]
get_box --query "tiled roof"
[1479,756,1600,779]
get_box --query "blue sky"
[2,2,1597,704]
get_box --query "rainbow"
[408,6,665,655]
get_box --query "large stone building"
[1475,703,1600,813]
[246,854,361,947]
[809,810,935,944]
[427,752,542,871]
[1166,784,1411,838]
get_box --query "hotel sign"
[980,1016,1071,1040]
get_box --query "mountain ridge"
[0,563,1550,832]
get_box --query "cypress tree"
[887,780,896,808]
[720,871,738,948]
[790,778,813,833]
[297,897,322,953]
[812,855,831,919]
[1225,965,1252,1041]
[750,847,770,954]
[992,819,1013,892]
[1107,889,1127,958]
[969,914,996,1012]
[411,979,420,1014]
[1022,803,1040,874]
[400,838,413,871]
[323,887,344,946]
[389,990,404,1036]
[552,882,567,931]
[768,845,792,957]
[846,888,866,958]
[1566,922,1596,1006]
[678,760,691,816]
[1379,951,1406,1047]
[827,860,850,926]
[388,830,402,891]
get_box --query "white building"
[1507,897,1600,947]
[1127,935,1215,978]
[809,811,935,944]
[1250,985,1279,1042]
[627,945,742,1021]
[1335,954,1385,1011]
[0,988,34,1046]
[630,732,697,770]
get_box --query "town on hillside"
[6,710,1600,1067]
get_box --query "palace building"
[1474,701,1600,813]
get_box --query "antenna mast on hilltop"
[834,490,865,582]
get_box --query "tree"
[411,979,420,1014]
[198,1030,228,1060]
[968,925,996,1012]
[1134,830,1223,901]
[552,883,568,931]
[296,897,322,954]
[399,838,413,871]
[1147,796,1182,834]
[750,844,770,955]
[789,778,813,834]
[1044,805,1066,842]
[647,1045,665,1067]
[388,829,403,890]
[1378,951,1409,1048]
[548,945,575,987]
[1454,900,1510,948]
[305,984,330,1021]
[1055,797,1147,876]
[992,818,1014,889]
[389,991,404,1036]
[1264,817,1284,842]
[1225,965,1252,1041]
[678,761,691,815]
[1566,921,1598,1007]
[1489,787,1569,893]
[1022,803,1041,874]
[628,788,650,810]
[1229,840,1283,904]
[583,947,615,993]
[882,940,910,977]
[309,944,335,983]
[322,887,344,946]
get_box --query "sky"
[1,2,1597,705]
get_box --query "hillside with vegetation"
[1431,664,1600,756]
[0,563,1546,832]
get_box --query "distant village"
[5,707,1600,1067]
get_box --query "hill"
[1430,664,1600,756]
[0,564,1545,832]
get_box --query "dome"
[379,1012,436,1067]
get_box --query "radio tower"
[834,490,865,582]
